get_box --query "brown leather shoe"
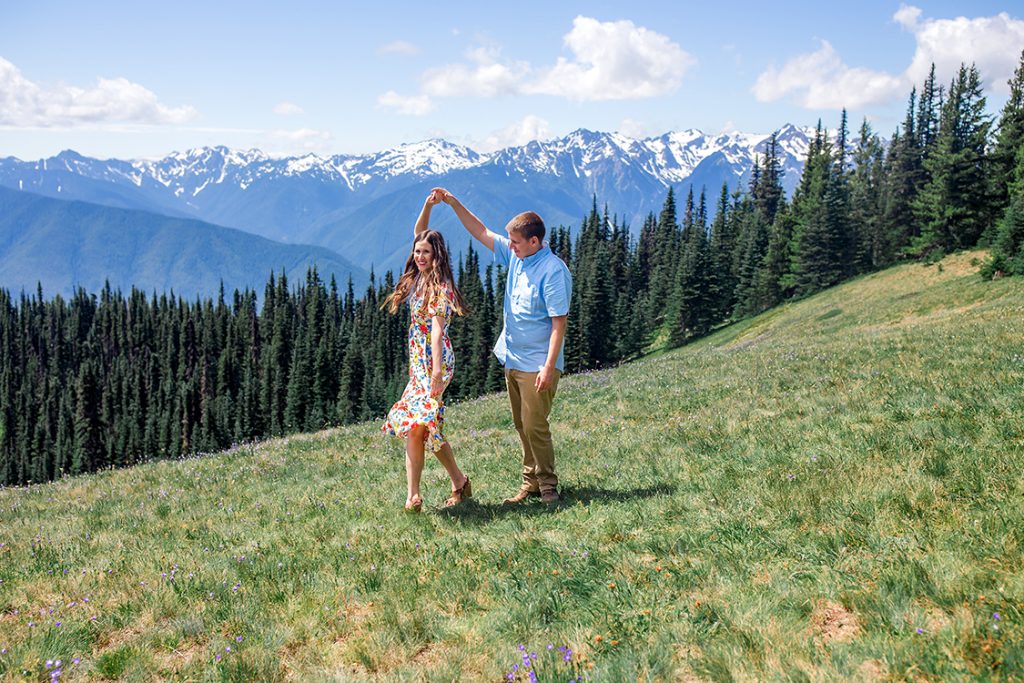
[503,488,540,505]
[540,489,560,504]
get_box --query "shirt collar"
[521,242,551,264]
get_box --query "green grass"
[1,251,1023,681]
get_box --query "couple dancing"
[381,188,572,512]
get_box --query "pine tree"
[669,188,713,344]
[849,118,887,270]
[983,145,1024,277]
[788,121,845,296]
[912,63,992,256]
[881,91,923,260]
[988,50,1024,237]
[707,183,739,322]
[645,189,681,329]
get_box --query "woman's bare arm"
[414,190,443,238]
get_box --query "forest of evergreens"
[2,56,1023,486]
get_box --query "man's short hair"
[506,211,546,242]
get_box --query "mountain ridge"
[0,186,369,300]
[0,125,821,273]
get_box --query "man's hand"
[535,365,555,392]
[431,187,453,205]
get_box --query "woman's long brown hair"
[381,230,467,316]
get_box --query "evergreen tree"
[668,188,713,344]
[707,183,739,322]
[881,91,923,260]
[788,121,846,296]
[850,118,887,270]
[983,145,1024,277]
[912,63,992,256]
[988,50,1024,236]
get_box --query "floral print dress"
[381,284,455,452]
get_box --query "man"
[434,188,571,504]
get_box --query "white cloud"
[752,40,904,109]
[422,46,529,98]
[376,90,435,116]
[617,117,653,139]
[753,6,1024,110]
[525,16,695,100]
[893,4,923,30]
[897,5,1024,92]
[475,115,552,152]
[717,120,739,134]
[273,101,304,116]
[0,56,197,127]
[379,40,420,56]
[271,127,334,152]
[383,16,693,109]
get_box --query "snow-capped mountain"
[0,125,815,274]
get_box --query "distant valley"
[0,187,368,300]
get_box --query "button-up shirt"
[492,235,572,372]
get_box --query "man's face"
[507,230,541,259]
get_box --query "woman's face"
[414,239,434,272]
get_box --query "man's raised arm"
[434,188,497,252]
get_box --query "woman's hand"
[430,368,444,398]
[431,187,452,205]
[426,189,443,205]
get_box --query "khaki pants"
[505,368,561,494]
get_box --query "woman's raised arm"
[414,190,443,238]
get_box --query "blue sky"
[2,1,1023,160]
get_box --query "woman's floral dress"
[381,284,455,452]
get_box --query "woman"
[381,190,472,512]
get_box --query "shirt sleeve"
[542,263,572,317]
[492,234,511,268]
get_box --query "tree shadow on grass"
[433,483,676,525]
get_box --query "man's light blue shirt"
[492,235,572,372]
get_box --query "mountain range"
[0,186,367,301]
[0,124,815,286]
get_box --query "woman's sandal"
[405,494,423,513]
[444,477,472,507]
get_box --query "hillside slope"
[0,187,368,299]
[0,251,1021,681]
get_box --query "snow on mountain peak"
[5,124,816,207]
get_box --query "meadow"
[0,251,1022,681]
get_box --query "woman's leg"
[433,442,468,491]
[406,425,426,505]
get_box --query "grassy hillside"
[0,251,1021,681]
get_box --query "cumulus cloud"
[380,16,693,110]
[474,115,553,152]
[376,90,435,116]
[897,5,1024,92]
[273,101,304,116]
[0,56,197,127]
[893,4,923,29]
[379,40,420,56]
[422,46,529,98]
[617,117,653,139]
[525,16,694,100]
[752,6,1024,109]
[271,127,334,152]
[752,40,904,108]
